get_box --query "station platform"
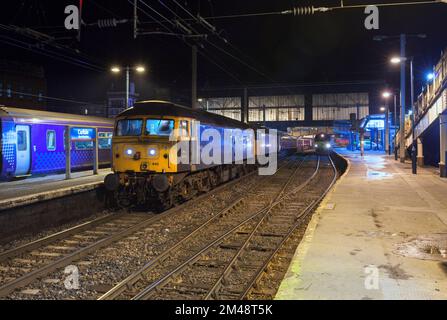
[276,149,447,300]
[0,169,111,211]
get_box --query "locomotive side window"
[98,132,113,149]
[17,130,27,151]
[46,130,56,151]
[179,120,189,136]
[116,119,143,136]
[145,119,174,136]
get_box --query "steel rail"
[0,213,124,263]
[129,157,310,300]
[204,156,322,299]
[98,157,302,300]
[0,214,158,297]
[0,164,260,298]
[239,155,338,299]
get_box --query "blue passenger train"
[0,107,114,180]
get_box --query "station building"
[397,49,447,176]
[197,81,386,150]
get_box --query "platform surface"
[276,149,447,300]
[0,169,111,210]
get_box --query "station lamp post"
[390,55,417,174]
[374,33,425,168]
[382,91,392,155]
[111,65,146,109]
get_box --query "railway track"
[0,212,156,297]
[0,157,294,299]
[98,155,328,300]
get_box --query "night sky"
[1,0,447,106]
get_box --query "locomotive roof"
[118,100,253,130]
[0,106,114,125]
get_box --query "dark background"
[0,0,446,105]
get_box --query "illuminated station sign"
[70,127,96,141]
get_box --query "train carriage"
[297,135,316,154]
[0,106,114,180]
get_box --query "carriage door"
[15,125,31,176]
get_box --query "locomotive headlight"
[148,147,158,157]
[315,145,318,148]
[325,143,331,149]
[126,148,134,156]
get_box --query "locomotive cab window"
[46,130,56,151]
[145,119,174,136]
[116,119,143,136]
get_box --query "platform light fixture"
[426,72,435,81]
[111,64,147,108]
[135,66,146,73]
[382,91,392,99]
[390,56,403,64]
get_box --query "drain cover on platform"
[394,233,447,261]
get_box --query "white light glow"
[390,57,402,64]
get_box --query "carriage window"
[116,119,143,136]
[75,141,94,150]
[46,130,56,151]
[98,132,113,149]
[145,119,174,136]
[17,131,27,151]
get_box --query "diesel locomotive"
[314,133,332,154]
[104,100,296,210]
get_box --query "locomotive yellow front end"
[112,116,178,175]
[105,111,191,209]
